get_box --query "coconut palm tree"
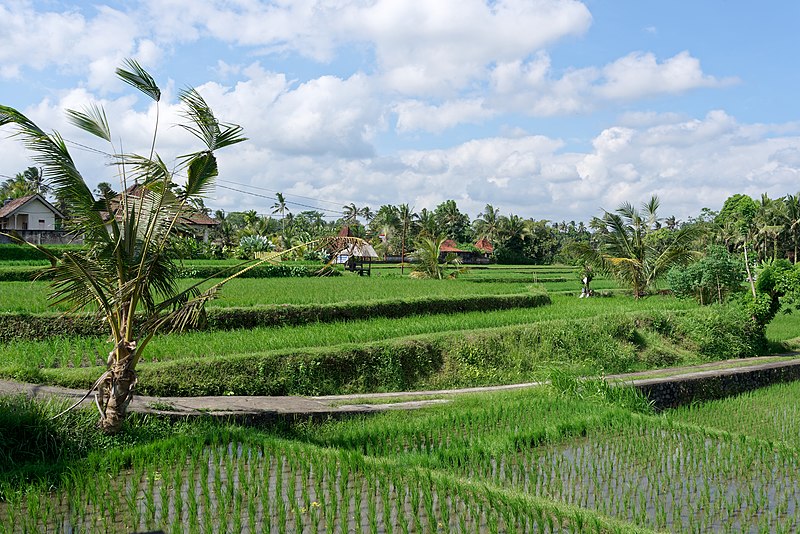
[784,193,800,263]
[410,234,465,279]
[582,196,701,298]
[271,192,289,236]
[0,60,250,433]
[2,61,366,433]
[342,202,359,224]
[397,203,417,273]
[358,205,374,222]
[473,203,501,244]
[0,172,35,199]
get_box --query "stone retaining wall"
[629,360,800,410]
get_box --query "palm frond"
[182,151,218,198]
[178,88,246,151]
[116,59,161,102]
[116,153,172,186]
[65,104,111,142]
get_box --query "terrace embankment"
[2,355,799,421]
[615,355,800,410]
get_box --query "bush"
[667,246,744,305]
[0,244,84,261]
[674,303,765,358]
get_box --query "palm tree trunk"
[97,342,138,433]
[743,242,756,298]
[401,227,406,275]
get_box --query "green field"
[2,257,800,532]
[0,263,613,313]
[5,381,800,532]
[1,260,795,396]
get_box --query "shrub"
[667,246,744,305]
[235,235,275,259]
[0,244,84,261]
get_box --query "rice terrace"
[2,41,800,534]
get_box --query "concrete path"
[1,354,798,421]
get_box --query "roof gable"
[474,238,494,253]
[439,239,465,252]
[0,194,64,219]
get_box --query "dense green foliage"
[667,245,745,304]
[0,244,83,262]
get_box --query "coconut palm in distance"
[410,234,465,280]
[579,196,700,298]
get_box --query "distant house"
[439,238,491,264]
[0,194,63,231]
[474,238,494,258]
[103,185,219,242]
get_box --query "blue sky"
[1,0,799,223]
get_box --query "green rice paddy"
[5,382,800,532]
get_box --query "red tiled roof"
[0,195,36,218]
[439,239,465,252]
[474,238,494,253]
[104,185,218,226]
[0,194,64,219]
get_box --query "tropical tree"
[582,196,701,298]
[433,199,471,242]
[473,203,501,243]
[0,171,35,199]
[358,205,374,222]
[416,208,437,236]
[784,193,800,263]
[0,60,251,433]
[271,192,289,236]
[342,202,359,224]
[1,61,366,432]
[94,181,118,201]
[397,203,417,273]
[410,234,465,279]
[23,166,48,195]
[667,245,745,305]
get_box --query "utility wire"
[217,178,347,208]
[215,184,342,217]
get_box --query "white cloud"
[595,51,736,101]
[0,3,147,91]
[394,99,493,133]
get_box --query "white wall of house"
[4,198,58,230]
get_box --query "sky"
[1,0,799,224]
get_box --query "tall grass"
[0,294,697,371]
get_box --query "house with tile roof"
[103,185,219,242]
[0,194,74,244]
[0,194,63,231]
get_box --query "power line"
[217,178,347,208]
[215,184,342,217]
